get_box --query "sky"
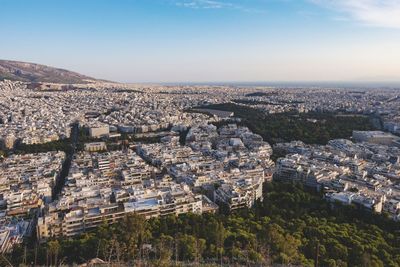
[1,0,400,83]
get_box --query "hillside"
[0,59,103,84]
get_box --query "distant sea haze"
[164,81,400,89]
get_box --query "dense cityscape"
[0,79,399,266]
[3,0,400,265]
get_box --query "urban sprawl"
[0,80,400,253]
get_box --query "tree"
[47,240,60,266]
[116,213,150,262]
[155,234,173,266]
[216,221,226,262]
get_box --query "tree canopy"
[10,182,400,266]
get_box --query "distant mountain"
[0,59,105,84]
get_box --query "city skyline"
[1,2,400,263]
[1,0,400,83]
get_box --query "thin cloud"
[176,0,238,9]
[311,0,400,29]
[175,0,265,13]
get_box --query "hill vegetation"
[0,59,101,84]
[203,103,376,144]
[8,182,400,266]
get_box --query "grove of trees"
[8,182,400,266]
[202,103,376,145]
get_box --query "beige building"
[84,142,107,152]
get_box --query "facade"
[353,131,400,146]
[84,142,107,152]
[89,125,110,138]
[273,140,400,218]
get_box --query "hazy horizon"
[3,57,400,88]
[2,0,400,83]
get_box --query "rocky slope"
[0,59,102,84]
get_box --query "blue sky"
[1,0,400,83]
